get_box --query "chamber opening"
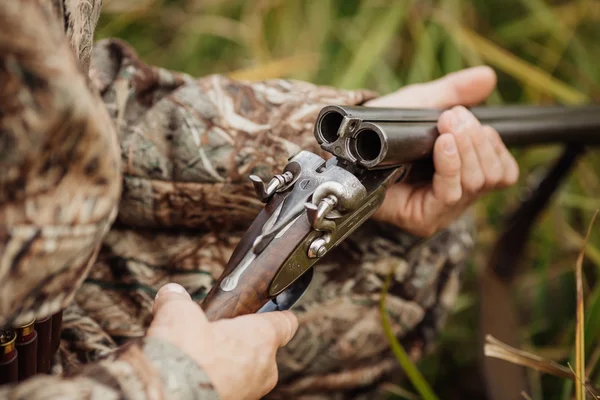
[355,129,382,162]
[319,112,344,143]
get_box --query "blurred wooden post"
[479,145,584,400]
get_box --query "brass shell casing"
[0,329,18,385]
[15,319,37,381]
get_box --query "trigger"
[257,267,314,313]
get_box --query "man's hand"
[366,66,519,236]
[147,283,298,400]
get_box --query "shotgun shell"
[15,319,37,382]
[0,329,18,385]
[51,311,62,354]
[34,317,52,374]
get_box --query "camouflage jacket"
[0,1,474,399]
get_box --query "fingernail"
[443,137,457,154]
[156,283,187,299]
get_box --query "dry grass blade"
[485,335,574,381]
[485,336,599,397]
[380,383,420,400]
[574,210,598,400]
[568,364,600,400]
[438,22,589,105]
[522,391,534,400]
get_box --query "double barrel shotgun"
[200,104,600,319]
[2,105,599,387]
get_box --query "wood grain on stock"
[201,194,312,321]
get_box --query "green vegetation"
[97,0,600,398]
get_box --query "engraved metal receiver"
[200,103,600,321]
[200,147,408,320]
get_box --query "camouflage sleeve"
[0,1,219,399]
[0,337,218,400]
[89,38,378,232]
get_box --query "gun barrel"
[316,105,600,169]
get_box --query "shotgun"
[201,104,600,321]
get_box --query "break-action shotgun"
[200,104,600,320]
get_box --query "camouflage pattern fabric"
[0,1,475,399]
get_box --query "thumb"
[150,283,209,329]
[365,66,497,109]
[255,311,299,347]
[153,283,192,314]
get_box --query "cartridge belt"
[0,311,63,385]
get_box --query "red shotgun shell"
[34,317,52,374]
[15,319,37,382]
[0,329,18,385]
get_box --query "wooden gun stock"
[201,194,313,321]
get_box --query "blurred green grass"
[96,0,600,398]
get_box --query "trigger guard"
[257,267,314,313]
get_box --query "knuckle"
[463,114,480,131]
[485,167,503,188]
[436,151,461,176]
[280,312,296,340]
[452,106,475,123]
[451,105,467,114]
[402,211,427,236]
[438,110,456,131]
[488,130,505,151]
[463,175,485,194]
[392,204,411,226]
[443,188,462,206]
[483,125,499,136]
[473,127,492,148]
[504,167,519,186]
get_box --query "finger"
[488,128,520,187]
[371,183,415,229]
[438,107,485,195]
[431,133,462,205]
[151,283,209,329]
[364,66,497,109]
[147,283,210,344]
[153,283,192,314]
[255,311,299,348]
[473,125,504,190]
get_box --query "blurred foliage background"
[97,0,600,398]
